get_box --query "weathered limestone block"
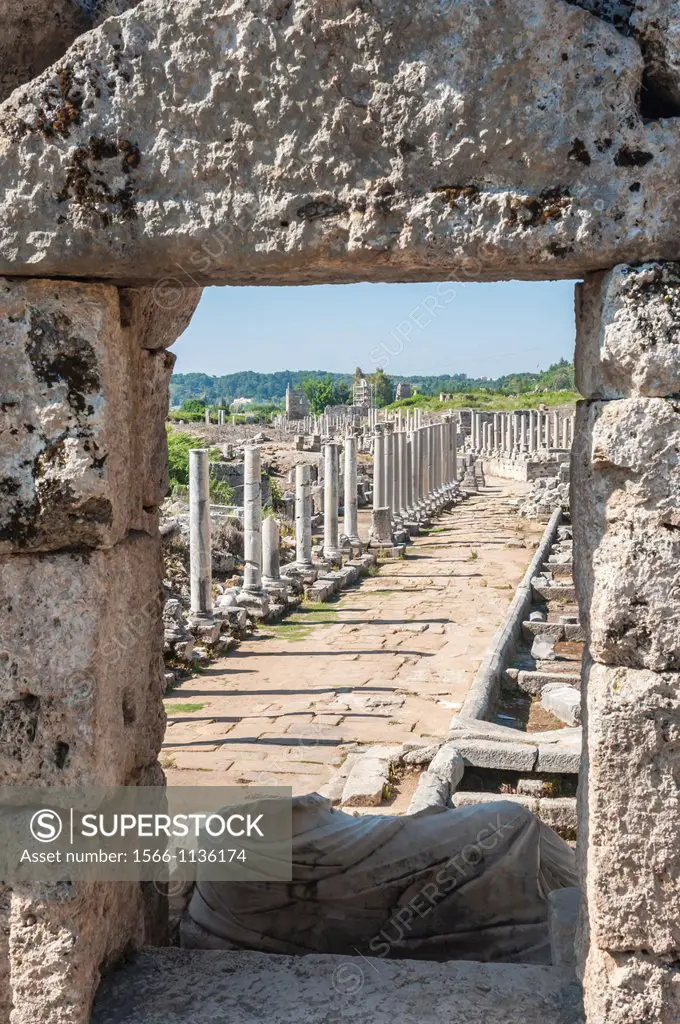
[0,279,174,551]
[576,263,680,399]
[584,945,680,1024]
[8,880,148,1024]
[0,0,90,103]
[630,0,680,109]
[138,347,175,511]
[0,532,165,786]
[582,662,680,957]
[567,0,680,112]
[119,286,203,351]
[0,0,679,283]
[572,396,680,672]
[0,884,9,1022]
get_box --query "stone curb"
[406,743,466,814]
[452,792,577,834]
[456,506,564,722]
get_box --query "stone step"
[91,948,584,1024]
[449,719,582,775]
[517,670,582,696]
[531,581,577,603]
[452,792,577,835]
[563,623,585,642]
[520,622,585,646]
[542,561,573,578]
[522,621,565,641]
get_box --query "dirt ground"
[161,477,543,799]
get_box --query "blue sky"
[173,280,577,378]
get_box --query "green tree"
[369,369,394,407]
[335,380,351,405]
[166,430,234,503]
[302,375,338,414]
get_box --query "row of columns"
[466,409,575,456]
[189,438,364,616]
[189,418,459,614]
[372,418,459,528]
[274,404,435,436]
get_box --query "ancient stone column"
[552,410,559,449]
[574,263,680,1024]
[451,419,458,485]
[441,419,450,484]
[405,434,414,514]
[561,417,569,449]
[373,428,386,510]
[452,420,458,482]
[323,442,342,562]
[391,428,401,520]
[369,433,393,547]
[295,463,313,566]
[383,425,395,517]
[430,425,438,494]
[397,430,408,516]
[242,446,264,594]
[411,428,421,509]
[189,448,213,617]
[343,436,360,545]
[262,515,287,597]
[419,425,429,506]
[527,409,536,453]
[439,421,448,490]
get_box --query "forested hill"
[170,361,575,406]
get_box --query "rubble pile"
[519,463,570,519]
[161,511,252,689]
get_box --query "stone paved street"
[162,478,543,797]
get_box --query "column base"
[368,508,395,547]
[234,589,271,618]
[281,561,319,586]
[341,534,364,557]
[322,547,344,567]
[187,613,221,645]
[262,577,290,602]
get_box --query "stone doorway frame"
[2,263,677,1024]
[1,0,679,1016]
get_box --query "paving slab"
[91,949,584,1024]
